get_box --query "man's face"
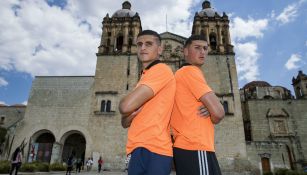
[136,35,162,63]
[184,40,208,67]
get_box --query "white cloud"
[134,0,194,36]
[0,0,99,76]
[230,17,268,82]
[270,10,276,18]
[305,40,307,47]
[22,101,28,105]
[276,4,298,24]
[235,42,260,82]
[0,101,7,105]
[275,0,306,25]
[0,0,197,77]
[285,54,302,70]
[0,77,8,87]
[230,17,268,41]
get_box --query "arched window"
[35,133,56,162]
[222,29,228,45]
[128,38,133,51]
[116,35,123,51]
[209,33,217,50]
[105,47,109,54]
[105,39,111,53]
[244,121,252,141]
[223,101,229,113]
[106,100,111,112]
[100,100,106,112]
[296,87,302,98]
[100,100,112,112]
[0,116,5,124]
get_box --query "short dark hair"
[184,35,207,48]
[137,30,161,43]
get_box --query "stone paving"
[18,170,177,175]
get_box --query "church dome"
[112,1,136,18]
[243,81,272,89]
[198,1,217,17]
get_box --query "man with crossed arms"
[171,35,225,175]
[119,30,175,175]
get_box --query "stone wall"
[90,54,139,169]
[0,105,25,159]
[12,76,94,163]
[243,99,307,170]
[202,54,247,171]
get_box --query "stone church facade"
[240,71,307,173]
[4,1,306,174]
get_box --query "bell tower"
[292,70,307,99]
[98,1,142,54]
[192,1,233,54]
[90,2,142,168]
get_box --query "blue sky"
[0,0,306,105]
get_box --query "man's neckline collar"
[180,62,192,68]
[144,60,161,70]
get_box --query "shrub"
[287,171,300,175]
[0,160,10,174]
[275,168,289,175]
[263,172,273,175]
[36,163,49,172]
[275,168,307,175]
[20,163,36,172]
[49,162,66,171]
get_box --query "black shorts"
[173,147,222,175]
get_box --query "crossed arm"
[118,85,154,128]
[199,91,225,124]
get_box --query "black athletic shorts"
[173,147,222,175]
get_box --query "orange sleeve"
[180,66,212,100]
[139,64,173,95]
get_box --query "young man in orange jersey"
[119,30,175,175]
[171,35,225,175]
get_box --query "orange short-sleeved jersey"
[171,65,215,151]
[126,63,176,157]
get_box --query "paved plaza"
[17,170,177,175]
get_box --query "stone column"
[99,24,108,53]
[205,25,210,53]
[217,23,224,52]
[217,24,222,44]
[92,152,101,171]
[205,25,209,43]
[226,25,231,45]
[131,22,140,54]
[123,22,129,53]
[111,24,116,51]
[196,24,201,35]
[50,142,63,163]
